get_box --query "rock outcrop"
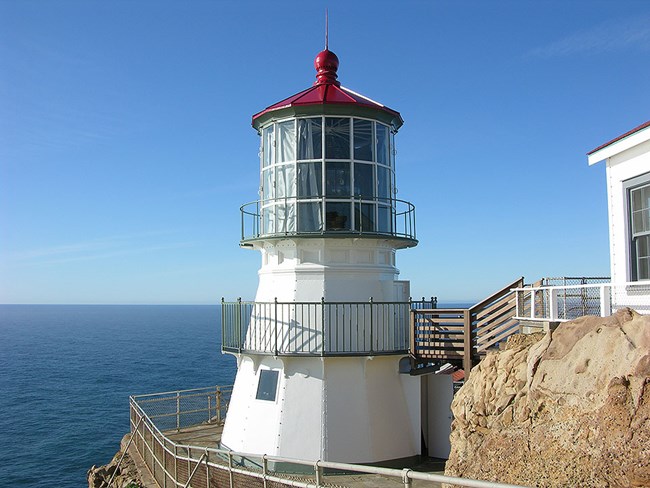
[88,434,144,488]
[445,308,650,487]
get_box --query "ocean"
[0,305,237,488]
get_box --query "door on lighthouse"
[425,374,454,459]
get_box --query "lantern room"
[241,49,416,247]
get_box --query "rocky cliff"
[88,434,144,488]
[445,308,650,487]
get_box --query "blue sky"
[1,0,649,304]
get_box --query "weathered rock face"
[88,435,144,488]
[445,308,650,487]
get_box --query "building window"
[255,369,279,402]
[630,179,650,281]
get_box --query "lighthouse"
[220,46,422,464]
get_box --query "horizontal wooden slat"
[475,295,516,321]
[475,309,517,336]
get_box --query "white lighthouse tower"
[220,46,422,464]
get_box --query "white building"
[219,48,441,465]
[588,121,650,311]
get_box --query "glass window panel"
[377,167,391,200]
[278,120,296,162]
[298,118,322,160]
[326,202,351,231]
[353,119,373,161]
[263,125,274,167]
[376,123,389,165]
[638,236,650,280]
[263,168,274,201]
[263,206,275,235]
[276,164,296,199]
[298,202,323,232]
[354,163,374,199]
[277,203,296,233]
[256,370,279,401]
[377,205,392,233]
[326,162,351,197]
[297,162,322,198]
[325,117,350,159]
[355,203,375,232]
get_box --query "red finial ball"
[314,49,340,86]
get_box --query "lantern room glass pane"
[277,203,296,233]
[298,162,322,198]
[355,203,375,232]
[376,123,389,165]
[298,118,322,160]
[377,166,391,200]
[325,117,350,159]
[263,125,274,167]
[354,163,374,199]
[278,120,296,162]
[277,165,296,199]
[263,168,274,201]
[326,162,351,198]
[378,205,392,233]
[298,202,323,232]
[353,119,373,161]
[263,206,275,234]
[326,202,351,231]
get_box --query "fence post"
[228,451,234,488]
[321,297,326,356]
[274,298,279,356]
[463,309,472,381]
[531,290,536,320]
[369,297,374,354]
[600,285,612,317]
[262,454,268,488]
[549,288,559,321]
[236,297,242,353]
[216,387,222,424]
[176,392,181,431]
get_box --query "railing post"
[176,392,181,431]
[315,460,323,487]
[262,454,268,488]
[549,288,559,321]
[228,451,234,488]
[236,297,242,353]
[369,297,374,354]
[216,387,222,423]
[321,297,326,356]
[600,284,612,317]
[274,297,279,357]
[409,309,416,356]
[463,309,472,380]
[402,468,412,488]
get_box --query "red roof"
[587,120,650,155]
[252,49,402,128]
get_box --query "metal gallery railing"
[240,197,417,245]
[222,298,435,357]
[513,280,650,321]
[128,385,528,488]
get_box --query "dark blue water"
[0,305,237,488]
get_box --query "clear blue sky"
[1,0,649,304]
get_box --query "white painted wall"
[588,126,650,310]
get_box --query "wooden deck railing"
[411,277,524,378]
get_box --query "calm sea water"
[0,305,237,488]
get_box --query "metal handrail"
[513,281,650,321]
[221,298,434,357]
[239,196,417,244]
[129,386,529,488]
